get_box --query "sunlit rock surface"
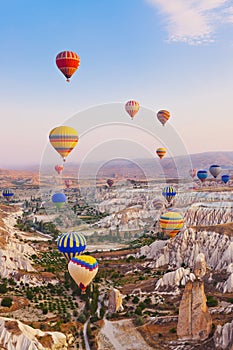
[0,317,68,350]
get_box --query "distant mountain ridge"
[1,151,233,179]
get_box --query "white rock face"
[155,267,196,292]
[141,228,233,271]
[185,206,233,226]
[214,320,233,350]
[0,317,68,350]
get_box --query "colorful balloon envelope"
[2,189,14,201]
[151,198,164,210]
[222,174,230,184]
[68,255,98,293]
[107,179,114,187]
[209,164,221,178]
[156,147,166,159]
[162,186,176,203]
[55,164,63,175]
[189,169,197,178]
[157,110,170,126]
[64,179,72,188]
[197,170,208,183]
[56,51,80,82]
[49,126,78,162]
[57,231,86,260]
[52,192,67,208]
[125,100,140,120]
[159,211,184,238]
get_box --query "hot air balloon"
[222,174,230,184]
[57,231,86,260]
[55,165,63,175]
[159,211,184,238]
[2,189,14,201]
[156,147,166,159]
[52,192,67,208]
[107,179,114,188]
[56,51,80,82]
[64,179,72,188]
[151,199,164,210]
[197,170,208,183]
[68,255,98,293]
[209,164,221,178]
[125,100,140,120]
[49,126,78,162]
[157,110,170,126]
[189,169,197,178]
[162,186,176,203]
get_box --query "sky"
[1,0,233,168]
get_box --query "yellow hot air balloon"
[159,211,184,238]
[156,147,166,159]
[157,110,170,126]
[68,255,98,293]
[49,126,78,162]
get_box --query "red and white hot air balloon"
[55,165,63,175]
[125,100,140,120]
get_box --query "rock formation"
[155,267,196,292]
[0,316,68,349]
[214,319,233,349]
[108,288,124,313]
[177,254,212,341]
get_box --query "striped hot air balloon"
[68,255,98,293]
[197,170,208,183]
[157,110,170,126]
[55,164,63,175]
[125,100,140,120]
[159,211,184,238]
[56,51,80,82]
[156,147,166,159]
[162,186,176,203]
[57,231,86,261]
[151,198,164,210]
[2,189,14,202]
[49,126,78,162]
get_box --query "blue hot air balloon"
[2,189,14,201]
[221,174,230,184]
[162,186,176,203]
[197,170,208,183]
[209,164,221,178]
[52,192,67,208]
[57,231,86,260]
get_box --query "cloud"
[146,0,232,44]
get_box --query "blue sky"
[1,0,233,167]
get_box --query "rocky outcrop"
[177,280,212,341]
[140,228,233,271]
[155,267,196,293]
[108,288,124,313]
[177,254,212,341]
[214,320,233,350]
[185,206,233,227]
[0,317,68,349]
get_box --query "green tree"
[1,297,12,307]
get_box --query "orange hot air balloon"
[55,165,63,175]
[157,110,170,126]
[156,147,166,159]
[125,100,140,120]
[56,51,80,82]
